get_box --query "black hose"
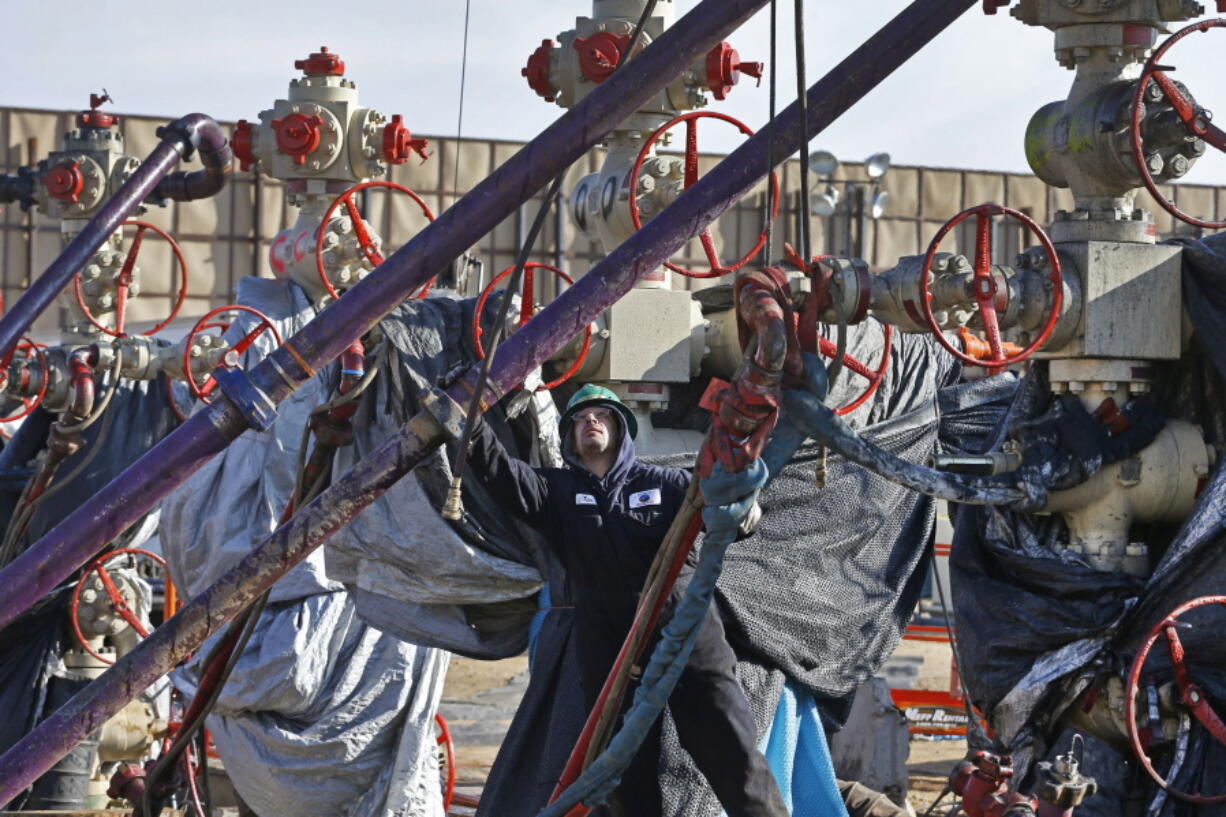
[782,386,1026,505]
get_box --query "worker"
[464,383,789,817]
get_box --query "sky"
[6,0,1226,185]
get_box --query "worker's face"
[572,405,619,457]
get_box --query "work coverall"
[466,416,788,817]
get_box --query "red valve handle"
[0,338,49,423]
[315,180,436,302]
[72,220,189,338]
[1129,18,1226,230]
[818,323,893,416]
[471,262,592,391]
[70,548,170,666]
[919,204,1062,369]
[1125,595,1226,804]
[629,111,780,279]
[435,714,455,813]
[182,305,283,401]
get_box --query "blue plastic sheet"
[747,673,850,817]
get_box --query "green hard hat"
[560,384,638,440]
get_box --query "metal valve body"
[238,47,413,300]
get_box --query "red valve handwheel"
[1129,18,1226,230]
[70,548,169,666]
[435,713,456,813]
[0,338,49,423]
[819,323,893,416]
[72,220,189,338]
[1125,595,1226,804]
[315,181,436,302]
[471,262,592,391]
[182,305,283,401]
[919,204,1062,369]
[629,111,780,279]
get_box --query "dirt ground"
[444,654,528,701]
[441,638,971,814]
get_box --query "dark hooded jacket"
[465,413,691,648]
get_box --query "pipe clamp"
[213,366,278,432]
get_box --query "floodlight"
[811,184,840,217]
[865,152,891,179]
[870,190,890,219]
[808,150,839,177]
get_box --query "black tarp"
[951,231,1226,815]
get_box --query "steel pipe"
[0,0,977,799]
[150,120,234,202]
[0,115,230,361]
[0,0,771,634]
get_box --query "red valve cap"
[523,39,558,101]
[574,31,631,84]
[78,109,117,129]
[233,120,256,171]
[706,42,760,101]
[78,93,118,129]
[272,113,323,165]
[294,45,345,76]
[382,114,430,164]
[45,161,84,203]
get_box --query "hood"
[562,407,636,487]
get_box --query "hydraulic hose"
[0,0,979,795]
[781,380,1026,505]
[0,114,230,362]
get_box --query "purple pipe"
[0,0,770,634]
[0,114,229,361]
[0,0,976,800]
[151,120,234,202]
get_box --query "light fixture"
[870,190,890,219]
[808,150,839,177]
[811,183,840,217]
[865,152,891,179]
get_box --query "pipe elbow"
[150,114,233,202]
[157,113,228,159]
[64,352,96,422]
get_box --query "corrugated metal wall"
[3,104,1223,335]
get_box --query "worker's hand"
[700,458,769,544]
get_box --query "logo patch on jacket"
[575,493,598,506]
[629,488,661,508]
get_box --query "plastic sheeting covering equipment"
[325,295,554,659]
[754,679,849,817]
[161,277,448,817]
[950,231,1226,815]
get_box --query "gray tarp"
[161,277,448,817]
[325,295,553,660]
